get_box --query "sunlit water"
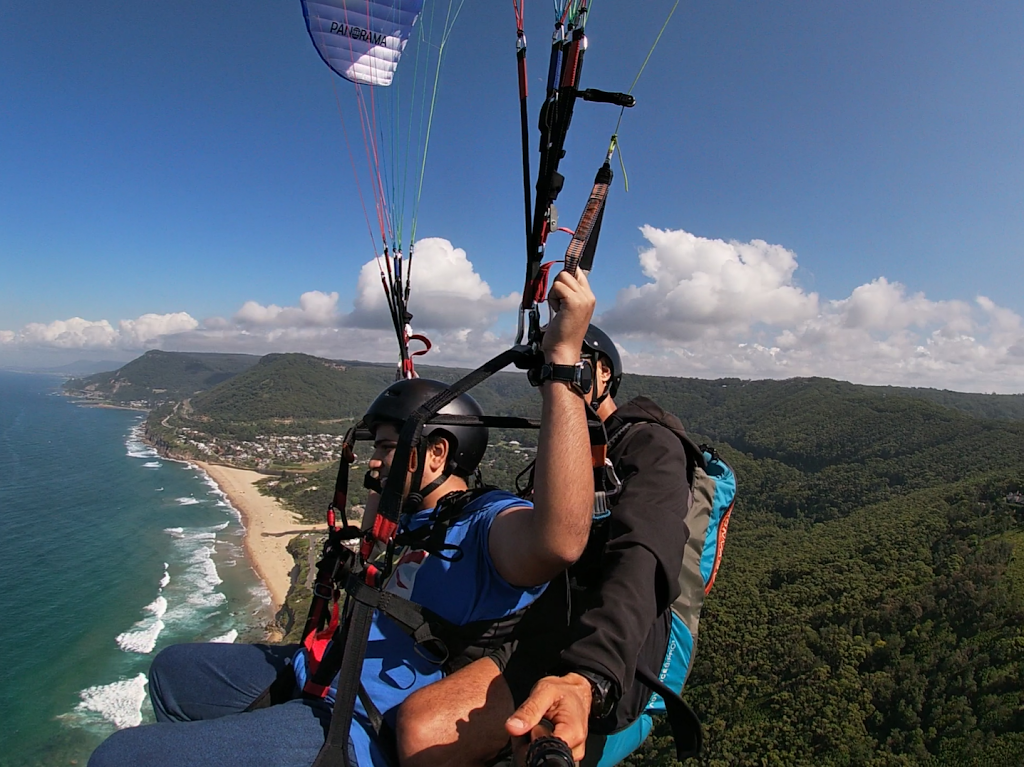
[0,372,274,766]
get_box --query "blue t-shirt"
[293,489,543,766]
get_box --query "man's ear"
[597,359,612,389]
[428,437,450,473]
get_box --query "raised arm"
[489,269,596,588]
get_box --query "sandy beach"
[196,462,325,610]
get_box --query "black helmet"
[583,325,622,399]
[363,379,488,477]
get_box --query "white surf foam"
[115,595,168,654]
[73,674,149,729]
[209,629,238,644]
[249,582,273,607]
[116,619,165,654]
[125,424,158,460]
[143,461,162,469]
[159,563,170,589]
[158,538,228,620]
[176,496,201,506]
[144,595,168,618]
[188,546,223,588]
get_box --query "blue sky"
[2,1,1023,392]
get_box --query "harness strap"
[313,590,375,767]
[634,663,703,762]
[346,579,452,664]
[303,528,360,641]
[358,684,399,766]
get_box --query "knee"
[395,689,442,765]
[149,643,189,686]
[88,728,140,767]
[148,644,194,721]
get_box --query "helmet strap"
[588,353,611,409]
[409,472,450,508]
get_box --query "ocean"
[0,372,274,766]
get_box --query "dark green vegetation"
[616,381,1024,766]
[68,351,1024,763]
[64,350,259,404]
[186,352,540,434]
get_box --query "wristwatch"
[527,360,593,396]
[575,669,617,719]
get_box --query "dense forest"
[65,350,1024,764]
[64,350,259,403]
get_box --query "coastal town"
[174,427,349,469]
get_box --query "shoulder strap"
[392,486,499,562]
[606,415,705,487]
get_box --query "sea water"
[0,372,274,765]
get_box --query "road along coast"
[195,461,326,611]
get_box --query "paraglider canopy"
[302,0,425,86]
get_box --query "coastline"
[194,461,325,612]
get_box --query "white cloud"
[599,228,1024,393]
[0,239,520,370]
[119,313,199,345]
[1,314,198,350]
[346,238,519,331]
[602,226,819,340]
[234,291,341,328]
[15,318,119,348]
[3,231,1023,393]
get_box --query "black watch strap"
[575,669,617,719]
[527,360,593,395]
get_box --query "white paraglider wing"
[302,0,424,86]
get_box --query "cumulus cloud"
[0,239,519,369]
[1,313,200,350]
[119,313,200,345]
[346,238,519,330]
[600,227,1024,393]
[4,231,1023,393]
[602,226,819,340]
[235,291,341,328]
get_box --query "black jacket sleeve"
[557,421,691,705]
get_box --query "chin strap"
[406,472,451,510]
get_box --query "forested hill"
[64,350,259,403]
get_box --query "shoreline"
[194,461,326,612]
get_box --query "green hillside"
[189,353,539,423]
[64,350,259,403]
[627,466,1024,766]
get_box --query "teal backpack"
[597,418,737,766]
